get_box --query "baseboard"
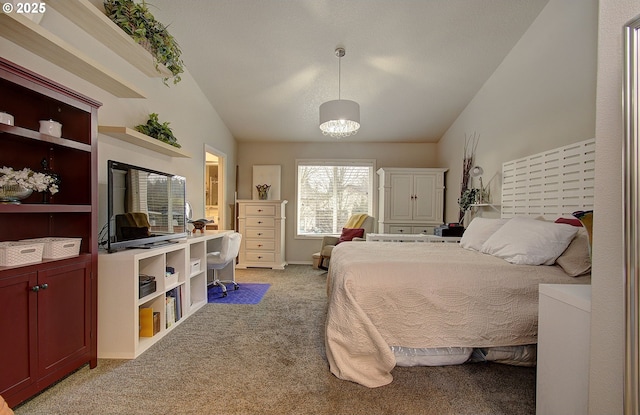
[286,260,313,265]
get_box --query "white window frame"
[295,159,376,239]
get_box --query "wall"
[237,141,438,262]
[589,1,637,412]
[0,6,237,234]
[437,0,598,223]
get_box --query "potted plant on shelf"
[135,113,181,148]
[103,0,184,85]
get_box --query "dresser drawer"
[245,228,275,239]
[246,205,276,216]
[412,225,435,235]
[246,217,275,227]
[246,240,275,251]
[388,225,413,234]
[245,252,275,263]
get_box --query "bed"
[324,139,595,388]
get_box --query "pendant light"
[319,47,360,138]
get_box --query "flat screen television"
[107,160,188,252]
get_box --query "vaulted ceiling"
[149,0,549,143]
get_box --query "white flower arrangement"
[0,166,59,195]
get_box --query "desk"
[366,233,461,243]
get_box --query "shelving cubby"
[188,240,207,313]
[98,232,231,359]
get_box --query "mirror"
[623,13,640,414]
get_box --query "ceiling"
[149,0,549,143]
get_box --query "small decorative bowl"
[0,112,14,126]
[39,119,62,137]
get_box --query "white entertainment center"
[97,231,232,359]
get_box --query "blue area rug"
[207,283,270,304]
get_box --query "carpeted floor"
[13,265,536,415]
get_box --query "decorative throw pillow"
[480,216,579,265]
[337,228,365,244]
[555,217,583,227]
[555,228,592,276]
[459,217,509,251]
[572,210,594,257]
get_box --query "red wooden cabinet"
[0,57,100,408]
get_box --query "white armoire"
[377,168,447,235]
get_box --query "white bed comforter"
[324,242,590,387]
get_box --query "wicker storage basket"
[0,242,44,266]
[20,237,81,259]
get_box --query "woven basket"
[20,237,81,259]
[0,242,44,266]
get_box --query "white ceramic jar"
[0,112,14,125]
[39,119,62,137]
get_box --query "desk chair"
[206,232,242,297]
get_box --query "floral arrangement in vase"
[0,166,59,203]
[256,184,271,200]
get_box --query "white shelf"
[98,232,230,359]
[470,203,500,212]
[0,11,145,98]
[98,126,191,158]
[47,0,172,78]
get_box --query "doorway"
[205,145,226,230]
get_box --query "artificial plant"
[103,0,184,85]
[135,113,181,148]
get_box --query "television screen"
[107,160,187,252]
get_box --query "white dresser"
[236,200,287,269]
[377,167,447,235]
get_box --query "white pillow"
[459,218,509,251]
[480,216,579,265]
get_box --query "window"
[296,159,374,237]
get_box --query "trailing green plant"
[104,0,184,85]
[458,188,479,212]
[135,113,181,148]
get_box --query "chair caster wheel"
[222,292,227,297]
[234,286,239,290]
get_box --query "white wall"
[589,1,637,412]
[437,0,598,223]
[0,6,237,234]
[237,141,438,262]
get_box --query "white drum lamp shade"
[319,99,360,138]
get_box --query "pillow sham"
[337,228,365,244]
[480,216,579,265]
[555,227,591,276]
[459,217,509,251]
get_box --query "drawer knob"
[257,233,263,236]
[258,256,263,259]
[258,209,263,212]
[258,221,263,224]
[258,244,263,247]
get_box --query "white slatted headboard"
[501,138,595,219]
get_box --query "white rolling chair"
[207,232,242,297]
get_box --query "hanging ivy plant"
[104,0,184,85]
[135,113,181,148]
[458,188,479,212]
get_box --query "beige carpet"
[13,265,535,415]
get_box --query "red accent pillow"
[337,228,365,244]
[555,218,583,227]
